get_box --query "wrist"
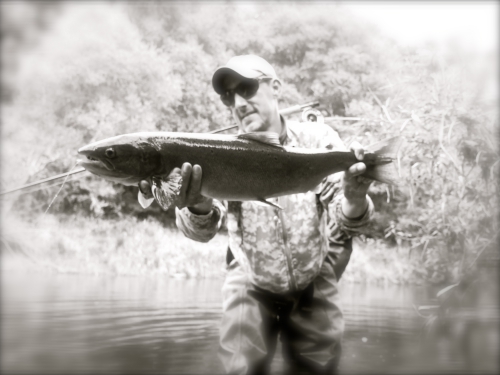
[187,207,212,215]
[187,199,213,215]
[342,185,369,202]
[341,195,368,219]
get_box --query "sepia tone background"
[1,1,498,374]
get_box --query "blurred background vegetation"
[1,1,498,285]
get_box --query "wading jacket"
[175,120,374,294]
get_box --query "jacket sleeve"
[175,199,227,243]
[317,126,375,242]
[330,190,374,240]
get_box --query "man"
[139,55,374,374]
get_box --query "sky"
[340,1,498,53]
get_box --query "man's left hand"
[341,141,373,218]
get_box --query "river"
[1,267,498,374]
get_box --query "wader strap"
[226,246,235,265]
[226,201,242,265]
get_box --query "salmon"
[78,131,400,210]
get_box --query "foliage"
[1,2,498,284]
[361,47,499,284]
[2,213,227,278]
[1,213,431,285]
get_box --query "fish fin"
[254,198,283,210]
[365,136,403,186]
[237,132,284,148]
[364,163,401,186]
[151,170,183,211]
[310,183,322,194]
[367,136,402,155]
[137,191,154,209]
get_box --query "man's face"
[222,75,280,134]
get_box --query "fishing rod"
[212,101,319,133]
[0,168,86,196]
[0,101,320,196]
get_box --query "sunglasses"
[220,77,273,107]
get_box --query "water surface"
[2,268,498,374]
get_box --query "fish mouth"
[77,158,140,185]
[77,150,116,172]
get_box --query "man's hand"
[341,141,373,219]
[138,162,213,215]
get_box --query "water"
[2,269,499,374]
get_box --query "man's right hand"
[138,162,213,215]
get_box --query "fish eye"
[105,148,116,159]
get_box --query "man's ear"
[271,78,282,98]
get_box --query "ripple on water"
[2,271,499,374]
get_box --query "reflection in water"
[2,274,224,374]
[339,278,499,374]
[1,269,499,374]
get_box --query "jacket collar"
[280,115,299,147]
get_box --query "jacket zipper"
[277,199,298,291]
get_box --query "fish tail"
[364,161,400,185]
[364,136,402,185]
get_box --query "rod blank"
[0,101,320,196]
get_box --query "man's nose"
[234,93,248,110]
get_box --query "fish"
[77,131,401,210]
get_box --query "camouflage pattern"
[176,120,374,293]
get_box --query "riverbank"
[2,213,426,284]
[1,214,227,278]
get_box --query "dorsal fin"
[237,132,283,148]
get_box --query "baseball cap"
[212,55,279,95]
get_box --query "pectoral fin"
[151,170,183,211]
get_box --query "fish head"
[78,134,162,185]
